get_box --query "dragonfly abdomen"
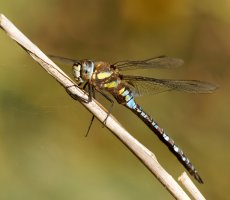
[122,94,203,183]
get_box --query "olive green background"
[0,0,229,199]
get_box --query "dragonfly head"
[72,60,94,85]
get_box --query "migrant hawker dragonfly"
[51,55,217,183]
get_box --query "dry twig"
[179,172,206,200]
[0,13,204,199]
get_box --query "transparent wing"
[123,75,217,96]
[49,55,184,70]
[49,55,80,65]
[113,56,184,71]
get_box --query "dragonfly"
[50,55,217,184]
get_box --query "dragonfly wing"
[123,75,217,96]
[49,55,80,65]
[113,56,184,71]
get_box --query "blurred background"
[0,0,229,199]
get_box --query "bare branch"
[0,14,193,200]
[179,172,206,200]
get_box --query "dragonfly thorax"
[72,60,94,85]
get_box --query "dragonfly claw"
[66,85,91,103]
[102,113,110,128]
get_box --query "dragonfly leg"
[95,88,114,126]
[66,82,92,103]
[66,83,96,136]
[85,115,95,137]
[85,87,96,137]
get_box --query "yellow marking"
[104,81,117,88]
[97,71,113,79]
[97,63,102,67]
[125,95,131,101]
[118,87,125,95]
[92,74,96,80]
